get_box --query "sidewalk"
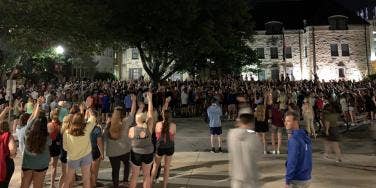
[9,118,376,188]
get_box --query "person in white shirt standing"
[181,88,189,117]
[207,99,223,153]
[228,113,262,188]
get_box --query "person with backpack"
[0,107,17,188]
[104,94,136,188]
[47,109,62,188]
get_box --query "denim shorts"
[67,153,93,169]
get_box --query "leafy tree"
[1,0,258,85]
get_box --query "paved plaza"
[9,118,376,188]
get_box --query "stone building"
[247,0,371,81]
[357,3,376,73]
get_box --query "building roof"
[250,0,369,30]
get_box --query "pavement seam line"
[186,151,201,187]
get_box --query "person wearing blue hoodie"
[284,111,312,188]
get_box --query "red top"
[156,131,175,142]
[48,121,60,141]
[316,98,324,110]
[271,106,284,127]
[0,132,10,182]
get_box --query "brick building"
[247,0,371,81]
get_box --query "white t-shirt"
[181,92,188,105]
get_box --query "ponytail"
[161,110,171,139]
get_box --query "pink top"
[156,131,175,142]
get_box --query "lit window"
[132,48,139,59]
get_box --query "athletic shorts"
[67,153,93,169]
[49,141,61,157]
[157,147,175,156]
[130,150,153,166]
[60,149,67,164]
[210,127,222,135]
[92,148,101,161]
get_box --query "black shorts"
[125,108,131,113]
[209,127,222,135]
[60,149,67,164]
[130,151,154,166]
[22,167,48,172]
[181,104,188,108]
[157,147,174,156]
[49,141,61,157]
[92,148,101,161]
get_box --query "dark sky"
[336,0,370,10]
[252,0,373,11]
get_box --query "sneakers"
[336,159,342,163]
[211,147,216,153]
[271,150,280,155]
[263,150,267,155]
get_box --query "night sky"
[252,0,373,11]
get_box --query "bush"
[93,72,116,81]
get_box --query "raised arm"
[146,92,153,119]
[29,96,43,121]
[146,92,154,133]
[130,94,137,116]
[0,106,11,121]
[162,97,171,111]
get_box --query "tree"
[108,0,257,86]
[1,0,258,85]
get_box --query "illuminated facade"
[247,0,370,81]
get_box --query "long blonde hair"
[61,114,73,134]
[109,107,123,140]
[255,104,266,122]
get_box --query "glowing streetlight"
[55,45,64,55]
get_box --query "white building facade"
[247,0,371,81]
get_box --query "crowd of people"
[0,76,375,188]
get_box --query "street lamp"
[55,45,65,55]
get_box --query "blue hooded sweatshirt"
[286,129,312,185]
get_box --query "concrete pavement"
[9,118,376,188]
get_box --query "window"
[304,46,308,58]
[132,48,139,59]
[265,21,283,35]
[339,68,345,78]
[330,44,339,56]
[285,46,292,58]
[129,68,142,80]
[328,15,348,30]
[256,48,265,59]
[341,44,350,56]
[270,47,278,59]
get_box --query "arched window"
[328,15,348,30]
[265,21,283,35]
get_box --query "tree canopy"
[0,0,259,83]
